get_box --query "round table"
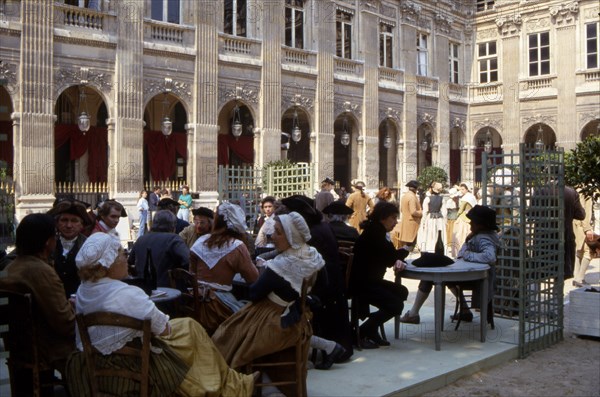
[401,259,490,351]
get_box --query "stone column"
[257,0,283,166]
[435,33,450,171]
[191,0,220,206]
[15,0,56,219]
[554,16,578,151]
[360,8,379,188]
[112,1,145,208]
[314,0,336,187]
[400,23,418,185]
[498,21,521,154]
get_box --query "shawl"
[190,234,243,269]
[460,192,477,208]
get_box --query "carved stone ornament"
[521,114,557,130]
[578,111,600,130]
[379,106,401,123]
[472,117,502,133]
[0,61,18,96]
[145,77,192,107]
[435,13,453,34]
[526,17,551,33]
[584,6,600,20]
[549,1,579,26]
[282,93,314,114]
[451,116,465,130]
[334,100,362,118]
[379,3,396,19]
[495,13,522,36]
[418,112,436,127]
[218,83,260,108]
[360,0,379,12]
[55,67,113,98]
[476,28,498,41]
[400,2,421,23]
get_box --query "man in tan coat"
[573,191,594,287]
[392,180,423,249]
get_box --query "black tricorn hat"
[47,199,93,226]
[412,252,455,268]
[192,207,214,219]
[322,201,353,216]
[322,177,335,185]
[466,205,499,231]
[281,195,316,215]
[405,180,420,189]
[157,197,179,209]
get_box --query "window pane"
[480,72,488,83]
[295,15,304,49]
[529,63,538,76]
[490,58,497,70]
[489,41,496,55]
[541,61,550,75]
[479,59,488,72]
[453,44,458,57]
[386,37,393,68]
[336,21,342,57]
[529,49,538,62]
[380,35,384,66]
[540,46,550,60]
[285,7,292,46]
[540,32,549,46]
[478,43,486,57]
[151,0,163,21]
[224,0,233,34]
[529,34,537,47]
[167,0,180,24]
[587,23,598,38]
[237,0,247,37]
[344,24,352,58]
[490,71,498,82]
[587,39,597,54]
[588,54,598,69]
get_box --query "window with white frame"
[476,0,494,12]
[336,10,353,59]
[449,42,459,83]
[224,0,247,37]
[285,0,304,49]
[151,0,180,24]
[65,0,101,10]
[586,22,599,69]
[380,23,393,68]
[478,41,498,83]
[528,32,550,76]
[417,32,428,76]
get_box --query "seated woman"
[189,202,259,334]
[212,212,325,395]
[349,201,409,349]
[66,233,256,397]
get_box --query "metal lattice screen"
[218,163,314,231]
[483,144,564,358]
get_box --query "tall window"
[449,42,459,83]
[336,10,352,59]
[285,0,304,49]
[151,0,180,24]
[586,22,599,69]
[478,41,498,83]
[379,23,393,68]
[65,0,101,9]
[417,32,428,76]
[224,0,247,37]
[476,0,494,12]
[528,32,550,76]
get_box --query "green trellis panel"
[483,143,564,359]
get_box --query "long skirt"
[451,218,471,257]
[67,317,254,397]
[212,299,311,396]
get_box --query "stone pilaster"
[435,32,450,172]
[257,0,284,166]
[400,23,418,185]
[192,1,220,194]
[314,0,336,187]
[361,9,379,188]
[112,1,144,207]
[15,0,55,219]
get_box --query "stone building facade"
[0,0,598,218]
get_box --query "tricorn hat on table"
[322,201,354,216]
[412,252,454,268]
[466,205,499,231]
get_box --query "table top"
[150,287,181,303]
[401,259,490,283]
[404,258,490,273]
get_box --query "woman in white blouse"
[66,232,256,397]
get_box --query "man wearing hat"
[48,199,92,298]
[323,201,359,242]
[179,207,215,248]
[158,197,190,234]
[346,180,374,233]
[392,180,422,249]
[315,177,336,212]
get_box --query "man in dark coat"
[322,201,360,243]
[157,197,189,234]
[47,199,92,298]
[148,185,161,228]
[128,210,189,288]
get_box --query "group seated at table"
[189,202,259,334]
[66,232,256,397]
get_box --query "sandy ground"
[422,284,600,397]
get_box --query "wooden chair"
[0,289,67,397]
[76,312,151,397]
[168,268,201,320]
[340,250,387,350]
[451,283,495,330]
[248,273,317,397]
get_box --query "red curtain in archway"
[217,134,253,165]
[0,121,12,169]
[54,124,108,182]
[143,130,187,181]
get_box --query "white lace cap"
[277,212,311,250]
[217,202,247,234]
[76,232,121,269]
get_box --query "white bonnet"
[76,232,122,269]
[217,202,247,234]
[277,212,312,250]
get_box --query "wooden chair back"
[0,289,65,397]
[76,312,151,397]
[250,272,317,397]
[338,240,355,251]
[168,268,201,319]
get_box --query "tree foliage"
[417,166,448,190]
[565,134,600,201]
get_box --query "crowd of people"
[0,176,598,396]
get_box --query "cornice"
[54,35,116,49]
[144,48,195,61]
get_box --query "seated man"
[128,210,190,288]
[179,207,214,248]
[158,197,189,234]
[322,201,359,243]
[0,213,75,373]
[400,205,500,324]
